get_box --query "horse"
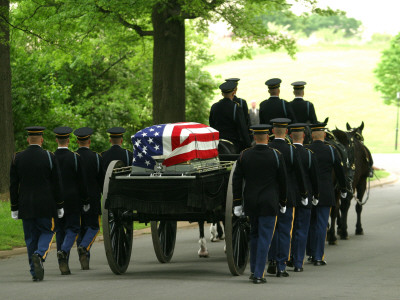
[197,139,235,257]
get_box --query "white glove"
[280,205,286,214]
[301,197,308,206]
[341,191,347,199]
[11,210,18,220]
[83,204,90,212]
[234,205,243,217]
[312,196,319,206]
[57,208,64,218]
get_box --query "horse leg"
[355,179,367,235]
[327,204,338,245]
[198,221,209,257]
[339,196,351,240]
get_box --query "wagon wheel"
[151,221,177,263]
[102,160,134,274]
[225,162,250,275]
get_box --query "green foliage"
[0,200,25,251]
[374,33,400,106]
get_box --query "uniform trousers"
[308,206,331,261]
[292,207,311,268]
[268,207,295,271]
[77,214,100,259]
[56,213,80,262]
[250,215,277,278]
[22,218,55,277]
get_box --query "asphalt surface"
[0,154,399,300]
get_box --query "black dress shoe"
[77,246,89,270]
[57,250,71,275]
[307,256,315,263]
[32,276,39,282]
[267,260,277,274]
[276,270,289,277]
[249,273,255,280]
[294,267,304,272]
[253,277,267,284]
[32,253,44,281]
[286,260,294,268]
[314,260,327,266]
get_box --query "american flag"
[131,122,219,169]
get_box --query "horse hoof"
[328,240,337,245]
[355,229,364,235]
[198,251,209,258]
[340,235,349,240]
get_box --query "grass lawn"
[204,44,399,154]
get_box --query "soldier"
[249,100,260,126]
[53,127,90,275]
[259,78,296,124]
[9,126,64,281]
[209,81,251,152]
[307,122,347,266]
[232,124,287,284]
[225,78,250,129]
[289,81,318,124]
[74,127,104,270]
[287,123,319,272]
[101,127,133,171]
[266,118,307,277]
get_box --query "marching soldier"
[9,126,64,281]
[289,81,318,124]
[53,127,89,275]
[101,127,133,171]
[209,81,251,152]
[225,78,250,129]
[233,124,287,284]
[306,122,347,266]
[74,127,104,270]
[287,123,319,272]
[259,78,296,124]
[266,118,307,277]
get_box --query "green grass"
[371,169,390,181]
[205,44,398,153]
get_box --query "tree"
[374,33,400,106]
[0,0,14,195]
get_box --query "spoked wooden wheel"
[102,160,133,274]
[225,162,250,275]
[151,221,177,263]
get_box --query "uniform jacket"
[249,108,260,126]
[290,98,318,124]
[76,147,104,215]
[101,145,133,171]
[10,145,63,219]
[233,95,250,129]
[259,96,297,124]
[268,139,307,207]
[209,97,251,150]
[54,148,88,214]
[233,144,287,217]
[306,140,346,206]
[292,144,319,208]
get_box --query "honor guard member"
[287,123,319,272]
[232,124,287,284]
[9,126,64,281]
[74,127,104,270]
[266,118,307,277]
[259,78,297,124]
[101,127,133,171]
[209,80,251,152]
[289,81,318,124]
[249,100,260,126]
[225,78,250,129]
[306,122,347,266]
[53,127,90,275]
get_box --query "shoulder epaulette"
[239,147,251,161]
[270,147,281,155]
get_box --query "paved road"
[1,154,399,300]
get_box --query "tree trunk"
[152,1,186,124]
[0,0,14,196]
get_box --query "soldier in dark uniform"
[233,124,287,284]
[287,123,319,272]
[225,78,250,129]
[101,127,133,171]
[209,81,251,152]
[307,122,347,266]
[53,127,89,275]
[266,118,307,277]
[74,127,104,270]
[9,126,64,281]
[289,81,318,124]
[259,78,297,124]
